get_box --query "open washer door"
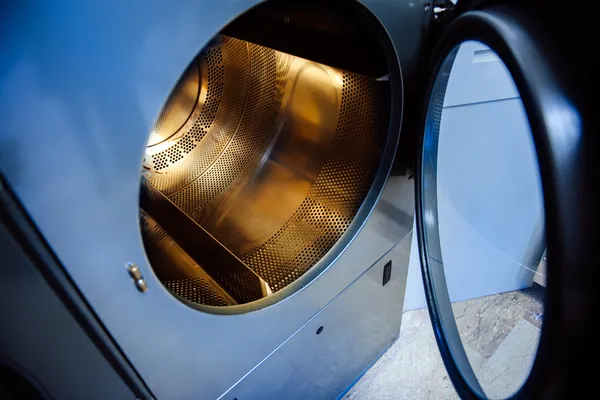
[415,2,597,400]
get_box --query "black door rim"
[416,4,590,400]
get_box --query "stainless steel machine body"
[0,0,428,397]
[141,36,389,307]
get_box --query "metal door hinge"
[433,0,456,23]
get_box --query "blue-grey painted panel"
[0,1,420,398]
[222,234,412,400]
[403,219,427,311]
[404,42,543,311]
[437,98,543,301]
[0,217,133,399]
[443,41,520,107]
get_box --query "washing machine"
[0,0,596,399]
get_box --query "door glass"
[420,41,545,399]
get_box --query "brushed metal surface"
[141,37,383,302]
[0,195,134,399]
[201,50,342,258]
[147,60,200,147]
[142,218,235,307]
[0,0,424,397]
[140,180,270,303]
[222,233,412,400]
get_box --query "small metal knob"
[126,262,148,293]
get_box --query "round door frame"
[416,4,596,399]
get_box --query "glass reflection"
[422,40,545,399]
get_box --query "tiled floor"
[344,287,544,400]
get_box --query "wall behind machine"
[404,41,545,311]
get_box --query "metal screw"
[135,278,148,293]
[126,262,148,293]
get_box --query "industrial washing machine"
[0,0,596,399]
